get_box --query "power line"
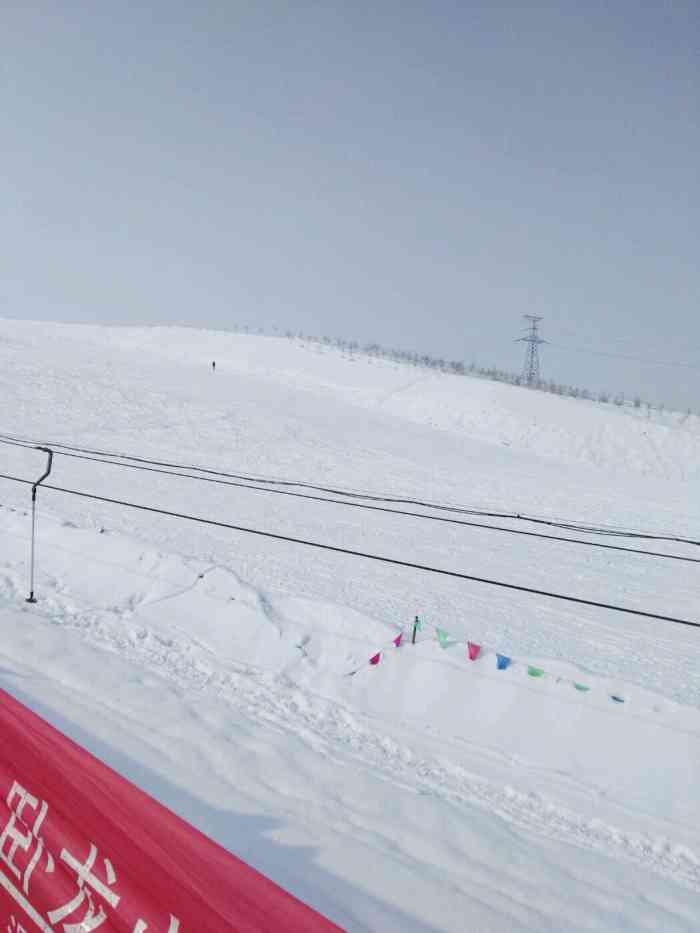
[0,470,697,630]
[0,431,696,547]
[3,444,698,564]
[549,343,700,372]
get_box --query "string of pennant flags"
[352,616,626,706]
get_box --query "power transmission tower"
[517,315,545,386]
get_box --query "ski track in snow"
[1,551,699,897]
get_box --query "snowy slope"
[4,319,699,484]
[1,319,699,931]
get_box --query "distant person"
[212,360,216,371]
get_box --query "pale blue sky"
[3,2,699,407]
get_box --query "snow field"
[1,320,699,930]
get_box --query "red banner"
[0,686,342,932]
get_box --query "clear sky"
[3,2,699,408]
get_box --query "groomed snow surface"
[1,319,699,931]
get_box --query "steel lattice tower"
[516,314,547,386]
[517,315,545,385]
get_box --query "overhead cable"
[0,431,696,547]
[549,342,700,371]
[7,445,698,565]
[0,470,697,630]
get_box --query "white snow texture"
[0,320,699,932]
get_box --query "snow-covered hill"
[1,319,699,931]
[4,319,699,483]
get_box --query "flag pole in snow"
[26,447,53,604]
[412,615,419,645]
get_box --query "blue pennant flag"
[496,654,512,670]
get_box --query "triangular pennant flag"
[369,652,381,666]
[496,654,511,670]
[393,633,403,648]
[413,617,423,631]
[467,642,481,661]
[573,683,590,692]
[527,666,545,678]
[435,628,451,649]
[610,694,625,703]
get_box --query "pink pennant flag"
[467,642,481,661]
[393,633,403,648]
[369,652,381,666]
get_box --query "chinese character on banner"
[7,915,29,933]
[0,782,55,895]
[132,917,181,932]
[47,843,120,932]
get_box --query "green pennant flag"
[414,617,423,631]
[527,666,545,678]
[436,628,451,649]
[573,683,590,692]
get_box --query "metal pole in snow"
[412,615,419,644]
[26,447,53,604]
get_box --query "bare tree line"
[233,323,692,421]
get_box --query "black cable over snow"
[5,446,697,564]
[0,470,697,630]
[0,431,697,548]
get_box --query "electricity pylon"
[517,315,545,385]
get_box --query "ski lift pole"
[412,615,419,645]
[26,447,53,604]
